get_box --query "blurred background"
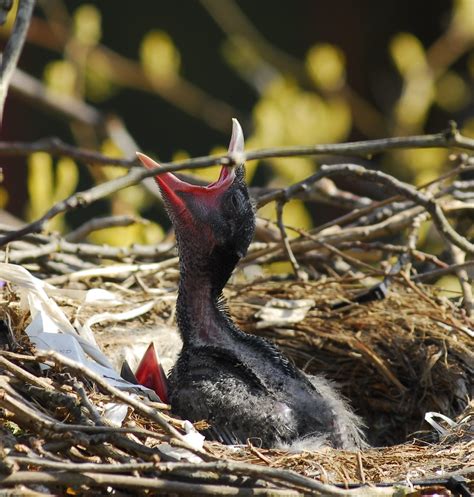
[1,0,474,249]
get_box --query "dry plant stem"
[277,164,474,254]
[309,163,474,237]
[1,124,473,169]
[289,227,385,275]
[0,461,399,497]
[337,241,448,268]
[73,381,104,425]
[34,350,200,454]
[5,236,174,263]
[12,69,102,127]
[0,472,304,497]
[244,205,426,265]
[0,135,134,166]
[0,355,53,391]
[1,126,474,247]
[0,373,169,440]
[44,257,179,285]
[446,242,473,316]
[276,200,303,278]
[412,260,474,282]
[0,0,35,126]
[65,215,144,242]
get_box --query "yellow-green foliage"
[306,43,346,91]
[140,30,181,84]
[16,0,473,263]
[73,4,102,46]
[27,153,79,233]
[88,140,164,247]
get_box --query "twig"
[336,241,448,268]
[44,258,179,285]
[412,261,474,282]
[34,350,201,455]
[2,124,474,171]
[275,200,305,279]
[5,236,173,263]
[445,243,473,316]
[0,355,54,391]
[65,215,146,242]
[289,227,386,275]
[11,69,102,127]
[0,135,134,166]
[1,126,473,249]
[356,453,366,485]
[285,164,474,254]
[0,0,35,125]
[0,471,305,496]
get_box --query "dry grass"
[0,268,472,495]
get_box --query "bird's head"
[137,119,255,290]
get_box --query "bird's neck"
[176,262,236,347]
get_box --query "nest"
[0,264,472,496]
[0,149,473,495]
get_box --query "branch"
[446,243,473,316]
[0,471,304,496]
[0,0,35,125]
[0,135,134,166]
[34,350,201,455]
[11,69,102,127]
[2,123,474,168]
[2,125,474,247]
[65,214,146,242]
[261,163,474,255]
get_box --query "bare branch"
[0,0,35,125]
[11,69,102,127]
[1,125,474,248]
[34,350,199,454]
[1,123,474,169]
[65,215,146,242]
[445,243,473,316]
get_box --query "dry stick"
[412,260,474,282]
[9,456,158,473]
[12,69,103,127]
[288,227,385,276]
[34,350,203,456]
[337,241,448,268]
[65,214,146,242]
[0,355,54,391]
[446,243,473,317]
[291,164,474,255]
[275,200,304,279]
[0,463,398,497]
[306,163,474,238]
[44,257,179,285]
[244,205,426,266]
[6,236,174,263]
[0,124,473,247]
[0,135,134,166]
[0,471,304,497]
[0,0,36,125]
[0,374,169,440]
[0,123,473,169]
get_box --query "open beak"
[136,119,244,212]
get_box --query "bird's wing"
[171,372,297,446]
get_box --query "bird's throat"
[176,270,231,346]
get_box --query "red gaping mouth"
[137,152,236,212]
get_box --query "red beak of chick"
[136,118,244,213]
